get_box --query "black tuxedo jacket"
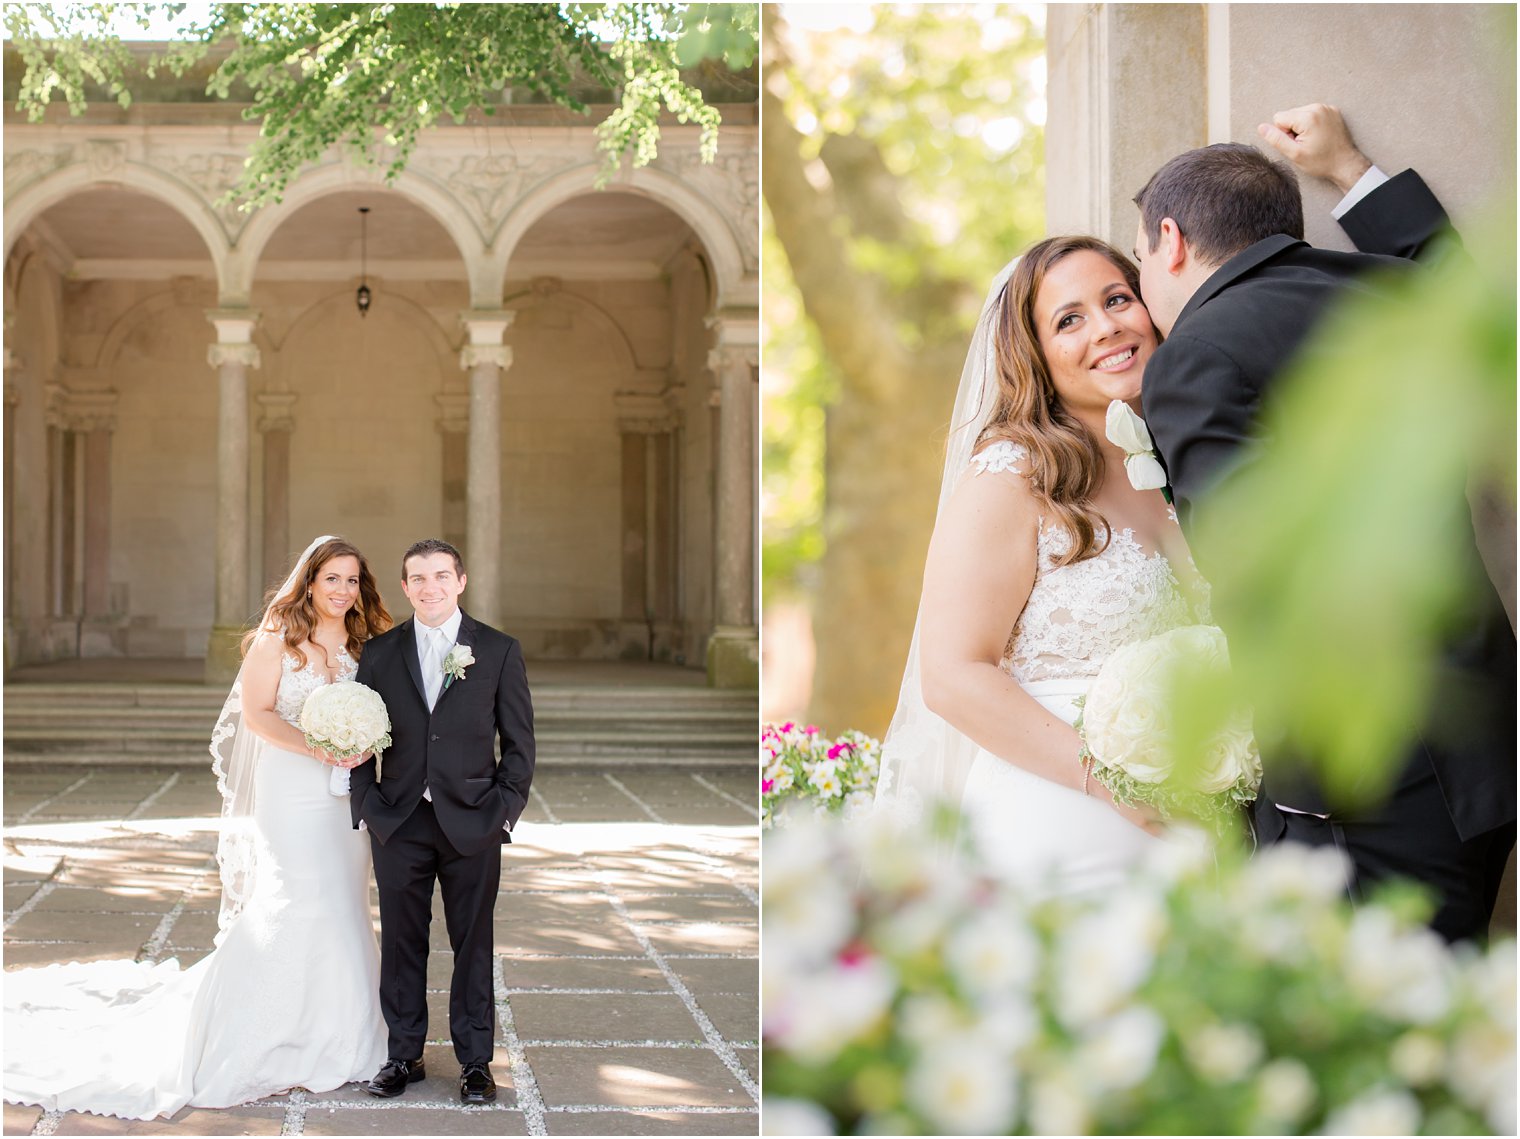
[350,611,535,856]
[1141,170,1514,841]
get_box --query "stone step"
[2,682,758,766]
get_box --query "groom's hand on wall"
[1257,103,1372,194]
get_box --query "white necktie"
[423,626,446,710]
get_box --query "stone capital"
[461,344,512,371]
[614,391,676,434]
[205,308,261,345]
[63,388,120,433]
[209,342,261,370]
[255,391,299,433]
[706,344,758,376]
[459,310,516,346]
[435,391,471,434]
[705,307,760,352]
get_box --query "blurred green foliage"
[4,2,758,206]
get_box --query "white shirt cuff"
[1331,164,1389,220]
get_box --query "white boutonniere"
[442,644,474,688]
[1105,400,1171,499]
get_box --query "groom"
[350,538,535,1102]
[1131,106,1515,941]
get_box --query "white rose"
[1389,1031,1445,1087]
[1193,726,1259,794]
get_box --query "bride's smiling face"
[310,555,361,621]
[1033,249,1158,413]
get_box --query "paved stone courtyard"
[3,764,759,1136]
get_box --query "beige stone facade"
[4,67,759,684]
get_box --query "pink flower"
[762,778,774,793]
[781,721,796,733]
[805,724,821,735]
[827,742,856,760]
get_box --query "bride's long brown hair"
[240,537,392,667]
[975,235,1152,567]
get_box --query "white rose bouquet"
[1077,625,1261,833]
[299,679,393,797]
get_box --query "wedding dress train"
[4,650,386,1120]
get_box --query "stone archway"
[3,185,223,664]
[495,190,737,669]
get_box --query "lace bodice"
[273,645,357,726]
[970,441,1209,683]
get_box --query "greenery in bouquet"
[761,722,881,827]
[762,808,1514,1136]
[1075,625,1262,841]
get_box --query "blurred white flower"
[972,993,1040,1054]
[898,993,967,1051]
[1321,1086,1422,1135]
[762,815,836,897]
[1343,908,1454,1024]
[841,789,874,821]
[946,905,1039,996]
[905,1035,1018,1134]
[1241,842,1352,906]
[1026,1066,1091,1136]
[1055,893,1164,1028]
[1388,1030,1444,1087]
[762,1097,837,1136]
[766,956,896,1063]
[763,869,855,970]
[1253,1057,1317,1128]
[1447,1019,1516,1134]
[1076,1005,1166,1091]
[1183,1021,1264,1084]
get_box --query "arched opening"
[4,187,221,664]
[501,191,717,666]
[247,189,469,618]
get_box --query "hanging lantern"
[356,206,372,317]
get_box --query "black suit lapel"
[434,610,478,712]
[401,619,428,709]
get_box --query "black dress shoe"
[460,1062,497,1104]
[366,1057,425,1098]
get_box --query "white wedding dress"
[959,441,1210,898]
[4,648,386,1120]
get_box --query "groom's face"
[402,551,467,627]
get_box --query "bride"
[877,236,1211,897]
[5,536,392,1120]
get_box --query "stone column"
[70,390,119,622]
[435,392,470,554]
[459,312,514,627]
[704,313,759,688]
[205,311,260,683]
[3,330,17,624]
[256,391,298,593]
[1045,4,1206,248]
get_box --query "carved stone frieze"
[3,148,70,193]
[419,152,572,228]
[83,140,129,183]
[658,148,759,268]
[158,152,250,235]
